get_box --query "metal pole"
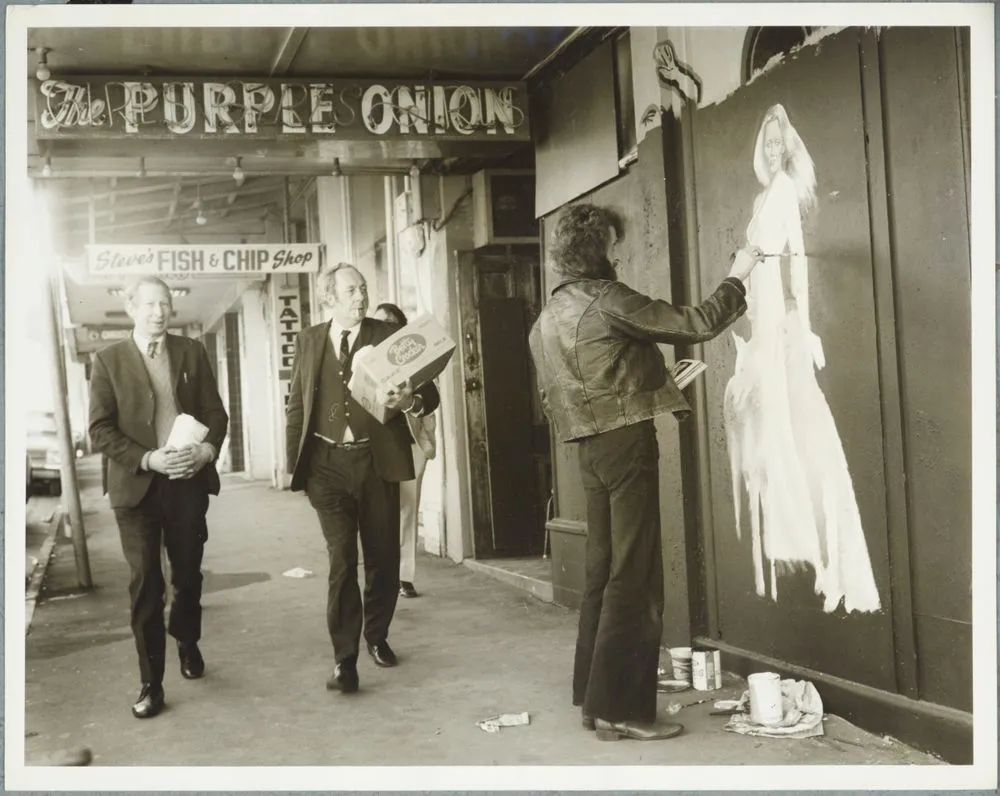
[282,176,292,243]
[46,273,92,589]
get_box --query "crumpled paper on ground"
[282,567,315,578]
[476,712,530,734]
[725,679,824,739]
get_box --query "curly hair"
[548,203,623,281]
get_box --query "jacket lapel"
[308,322,332,386]
[124,335,155,394]
[164,333,185,391]
[354,318,374,353]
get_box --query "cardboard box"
[350,314,456,424]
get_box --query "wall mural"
[723,103,881,615]
[640,39,703,126]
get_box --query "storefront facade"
[24,23,977,762]
[532,26,974,761]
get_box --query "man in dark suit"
[286,263,439,694]
[89,275,228,719]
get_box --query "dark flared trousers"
[572,420,664,723]
[305,441,401,664]
[113,476,209,686]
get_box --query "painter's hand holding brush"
[727,244,766,283]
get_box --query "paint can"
[691,648,718,691]
[747,672,784,726]
[713,650,723,689]
[669,647,692,685]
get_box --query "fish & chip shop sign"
[86,243,323,278]
[35,77,529,141]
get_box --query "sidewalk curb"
[26,510,64,635]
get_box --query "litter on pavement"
[282,567,315,578]
[476,712,531,733]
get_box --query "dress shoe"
[399,581,419,598]
[581,710,596,731]
[593,718,683,742]
[131,683,165,719]
[178,642,205,679]
[367,639,398,668]
[326,662,359,694]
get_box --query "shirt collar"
[330,318,362,341]
[133,330,166,354]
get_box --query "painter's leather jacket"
[528,276,748,442]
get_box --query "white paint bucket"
[748,672,784,726]
[669,647,692,684]
[691,650,713,690]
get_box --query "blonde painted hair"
[753,103,816,214]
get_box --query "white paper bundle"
[166,413,209,449]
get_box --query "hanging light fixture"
[233,157,245,186]
[41,156,52,178]
[136,157,147,178]
[34,48,51,82]
[194,183,207,225]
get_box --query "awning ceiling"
[28,27,573,80]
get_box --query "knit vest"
[313,336,368,442]
[140,343,179,447]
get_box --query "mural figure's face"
[763,119,786,177]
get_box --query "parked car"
[26,411,62,497]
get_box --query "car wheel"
[48,480,63,497]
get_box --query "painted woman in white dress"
[724,103,880,614]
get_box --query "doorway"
[457,249,550,561]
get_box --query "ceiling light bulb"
[35,50,51,82]
[233,165,245,186]
[196,211,207,226]
[41,158,52,178]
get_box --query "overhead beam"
[82,197,282,234]
[60,180,284,223]
[270,27,309,76]
[59,177,241,207]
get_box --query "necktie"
[147,341,158,359]
[339,330,351,366]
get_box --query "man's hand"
[379,378,416,412]
[727,245,766,283]
[146,447,176,476]
[165,442,215,480]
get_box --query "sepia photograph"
[3,3,996,791]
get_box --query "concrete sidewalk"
[23,462,941,767]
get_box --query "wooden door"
[691,29,896,690]
[458,250,548,558]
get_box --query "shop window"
[742,27,814,84]
[613,30,637,158]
